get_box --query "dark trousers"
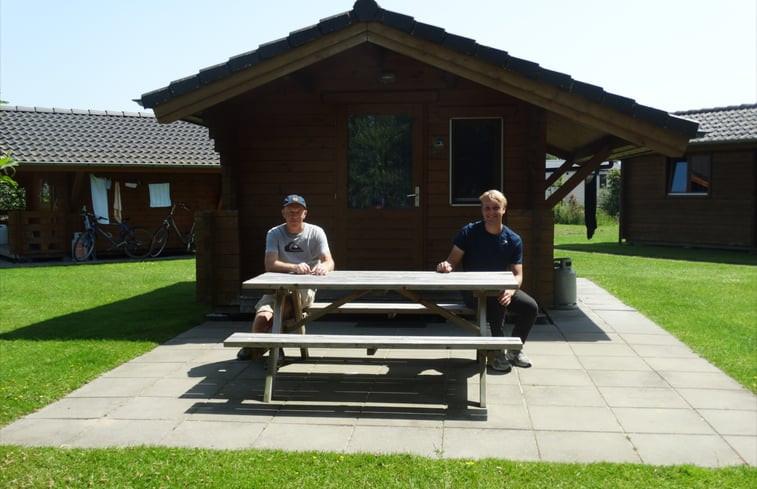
[462,289,538,344]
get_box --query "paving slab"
[1,278,754,468]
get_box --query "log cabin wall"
[207,44,555,305]
[622,150,756,250]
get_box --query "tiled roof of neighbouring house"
[675,104,757,145]
[138,0,697,139]
[0,106,220,167]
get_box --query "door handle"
[405,186,420,207]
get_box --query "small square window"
[667,154,710,195]
[449,118,503,205]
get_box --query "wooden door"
[337,104,424,270]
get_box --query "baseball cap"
[282,194,307,208]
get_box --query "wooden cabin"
[139,0,698,307]
[621,104,756,251]
[0,106,221,260]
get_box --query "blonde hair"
[479,189,507,208]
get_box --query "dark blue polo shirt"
[453,221,523,271]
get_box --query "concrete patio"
[1,278,754,467]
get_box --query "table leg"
[476,292,489,407]
[476,292,488,336]
[290,290,309,360]
[479,350,487,408]
[263,289,287,403]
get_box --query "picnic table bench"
[224,332,521,407]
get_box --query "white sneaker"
[506,350,531,368]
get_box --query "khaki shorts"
[255,289,316,315]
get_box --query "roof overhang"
[143,4,698,163]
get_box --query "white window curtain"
[149,183,171,207]
[89,175,110,224]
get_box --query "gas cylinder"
[553,257,577,308]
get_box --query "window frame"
[666,153,711,197]
[448,117,504,206]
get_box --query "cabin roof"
[138,0,698,161]
[0,105,220,169]
[675,104,757,146]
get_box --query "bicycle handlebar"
[80,209,129,224]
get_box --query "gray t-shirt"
[265,223,330,267]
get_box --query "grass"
[0,258,208,425]
[554,224,757,393]
[0,447,754,489]
[1,249,756,488]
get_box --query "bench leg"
[478,350,487,408]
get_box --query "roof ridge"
[674,103,757,115]
[0,105,155,118]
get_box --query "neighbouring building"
[621,103,756,251]
[0,106,221,260]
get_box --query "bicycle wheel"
[123,227,153,259]
[72,232,95,262]
[150,226,169,257]
[186,226,196,253]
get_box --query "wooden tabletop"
[242,270,517,292]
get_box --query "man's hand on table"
[292,262,329,275]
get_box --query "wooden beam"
[544,158,575,190]
[70,172,85,208]
[545,146,612,208]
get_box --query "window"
[348,114,413,209]
[667,154,711,195]
[450,118,503,205]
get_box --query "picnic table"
[224,270,522,406]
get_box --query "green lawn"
[1,249,755,488]
[0,258,209,424]
[554,224,757,393]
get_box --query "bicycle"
[72,206,153,261]
[149,202,196,257]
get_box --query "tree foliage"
[0,152,25,210]
[599,167,621,218]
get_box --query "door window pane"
[348,115,413,209]
[450,118,503,205]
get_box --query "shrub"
[0,181,25,210]
[599,167,621,218]
[553,194,583,224]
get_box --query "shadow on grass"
[0,282,208,343]
[556,242,757,266]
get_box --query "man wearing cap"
[237,194,335,361]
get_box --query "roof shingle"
[674,104,757,145]
[0,106,220,168]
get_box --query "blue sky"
[1,0,755,114]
